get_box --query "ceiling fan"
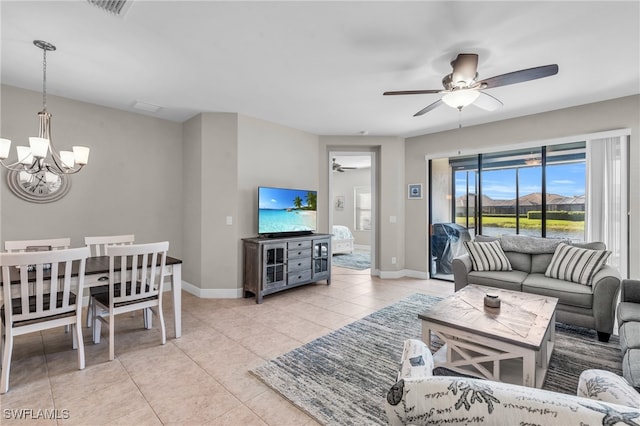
[332,158,357,173]
[383,53,558,117]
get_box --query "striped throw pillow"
[463,240,512,271]
[545,242,611,285]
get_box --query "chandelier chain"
[42,48,47,111]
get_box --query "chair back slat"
[85,235,135,257]
[106,242,169,305]
[0,247,90,323]
[4,238,71,253]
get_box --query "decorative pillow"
[396,339,434,381]
[463,240,512,271]
[545,242,611,285]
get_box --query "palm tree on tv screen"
[293,196,303,209]
[306,192,317,210]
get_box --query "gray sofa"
[618,279,640,388]
[452,235,621,341]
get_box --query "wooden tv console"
[242,233,331,303]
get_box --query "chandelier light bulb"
[16,146,33,165]
[0,138,11,159]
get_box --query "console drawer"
[288,240,312,250]
[288,248,311,260]
[288,270,312,285]
[288,258,311,272]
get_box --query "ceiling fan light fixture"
[442,90,480,109]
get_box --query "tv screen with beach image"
[258,187,317,234]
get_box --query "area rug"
[331,251,370,270]
[250,293,622,426]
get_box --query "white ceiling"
[2,1,639,138]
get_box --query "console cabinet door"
[263,242,287,290]
[312,237,331,281]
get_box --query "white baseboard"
[181,280,243,298]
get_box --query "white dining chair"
[0,246,90,393]
[84,235,135,327]
[84,235,135,257]
[3,238,73,331]
[91,241,169,361]
[4,238,71,253]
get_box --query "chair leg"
[143,308,153,329]
[109,315,115,361]
[93,315,102,344]
[72,324,78,349]
[86,298,93,327]
[158,306,166,345]
[1,331,13,394]
[74,323,85,370]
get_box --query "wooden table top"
[2,255,182,285]
[418,284,558,350]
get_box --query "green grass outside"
[455,216,584,232]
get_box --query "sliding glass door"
[429,142,587,280]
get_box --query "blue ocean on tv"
[258,209,317,233]
[258,187,317,233]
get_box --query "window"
[446,142,585,240]
[354,186,371,231]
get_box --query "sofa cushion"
[622,349,640,389]
[505,251,532,273]
[572,241,607,250]
[500,234,568,253]
[523,273,593,309]
[618,302,640,325]
[468,270,528,291]
[545,242,611,285]
[620,322,640,352]
[578,369,640,408]
[464,240,512,271]
[531,253,554,274]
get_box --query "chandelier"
[0,40,90,180]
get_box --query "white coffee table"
[419,284,558,388]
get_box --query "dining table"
[1,254,183,338]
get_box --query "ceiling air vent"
[86,0,132,16]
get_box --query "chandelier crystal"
[0,40,90,176]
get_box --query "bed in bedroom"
[332,225,354,254]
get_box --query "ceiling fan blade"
[414,99,443,117]
[473,91,503,111]
[383,89,441,96]
[451,54,478,86]
[478,64,559,89]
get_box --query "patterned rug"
[250,293,622,426]
[331,251,370,270]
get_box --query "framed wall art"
[408,183,423,199]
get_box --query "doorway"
[329,152,375,272]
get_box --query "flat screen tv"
[258,186,317,236]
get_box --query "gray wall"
[0,85,183,256]
[404,95,640,277]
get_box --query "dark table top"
[2,255,182,285]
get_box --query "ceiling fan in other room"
[383,53,558,116]
[332,158,357,173]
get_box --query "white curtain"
[586,135,629,278]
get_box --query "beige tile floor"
[0,267,453,425]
